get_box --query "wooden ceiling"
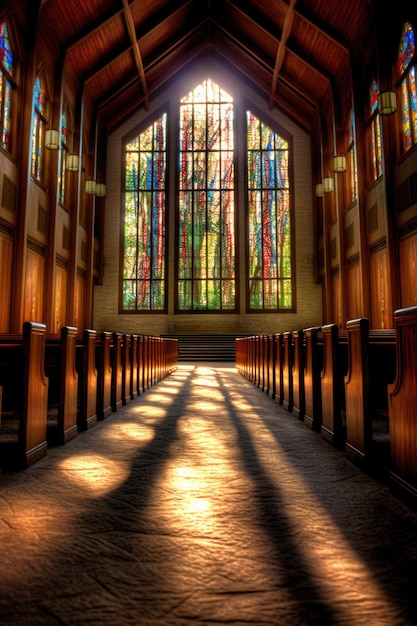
[37,0,377,135]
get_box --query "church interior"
[1,0,417,623]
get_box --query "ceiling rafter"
[270,0,297,108]
[121,0,149,109]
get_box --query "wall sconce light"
[45,129,60,150]
[377,90,397,115]
[67,154,80,172]
[85,179,96,195]
[323,176,334,193]
[333,155,346,173]
[315,183,324,197]
[95,183,106,197]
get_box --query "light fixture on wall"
[85,179,96,194]
[315,183,324,197]
[333,155,346,173]
[45,129,60,150]
[377,90,397,115]
[323,176,334,193]
[95,183,106,197]
[67,154,80,172]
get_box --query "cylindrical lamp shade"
[67,154,79,171]
[315,183,324,197]
[95,183,106,197]
[333,155,346,173]
[85,179,96,194]
[45,129,60,150]
[377,90,397,115]
[323,176,334,193]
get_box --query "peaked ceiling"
[37,0,376,135]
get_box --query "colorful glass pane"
[247,111,291,310]
[349,110,358,202]
[399,21,415,74]
[34,77,44,113]
[399,22,417,151]
[370,79,378,116]
[123,114,166,311]
[0,22,13,75]
[61,109,67,142]
[178,79,236,311]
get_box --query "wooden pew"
[130,334,139,400]
[304,326,323,431]
[122,334,132,406]
[267,334,276,399]
[137,335,144,394]
[274,333,284,405]
[96,331,112,419]
[282,331,293,411]
[45,326,78,445]
[320,324,348,447]
[292,329,305,420]
[344,318,395,473]
[77,329,98,430]
[388,306,417,508]
[111,332,123,410]
[0,322,49,470]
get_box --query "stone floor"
[1,363,417,625]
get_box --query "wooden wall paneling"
[369,246,393,329]
[24,248,45,324]
[347,261,362,320]
[399,232,417,308]
[74,273,86,333]
[0,231,14,332]
[54,264,68,334]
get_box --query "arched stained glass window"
[31,76,45,181]
[0,22,14,150]
[398,21,417,152]
[178,79,236,311]
[247,112,292,310]
[369,79,382,181]
[123,114,167,311]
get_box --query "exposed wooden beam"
[270,0,296,108]
[122,0,149,109]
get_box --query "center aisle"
[1,363,417,625]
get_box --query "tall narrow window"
[31,76,45,181]
[348,110,358,203]
[0,21,14,151]
[399,21,417,152]
[123,114,167,311]
[178,79,236,311]
[247,112,292,310]
[59,106,68,204]
[369,79,382,181]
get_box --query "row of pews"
[236,306,417,510]
[0,323,178,472]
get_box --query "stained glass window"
[348,110,358,203]
[31,77,45,181]
[178,79,236,311]
[0,22,13,150]
[59,107,68,204]
[123,114,167,311]
[398,21,417,152]
[369,79,382,181]
[247,111,292,310]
